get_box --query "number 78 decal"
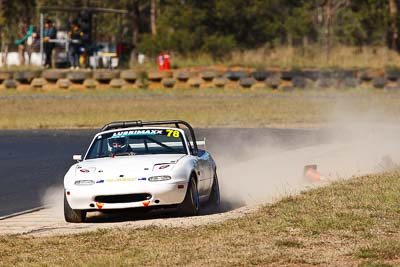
[166,129,180,138]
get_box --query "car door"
[196,150,213,197]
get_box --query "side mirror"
[73,155,82,161]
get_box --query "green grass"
[1,171,400,266]
[1,87,400,129]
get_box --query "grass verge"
[1,171,400,266]
[1,87,400,129]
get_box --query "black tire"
[344,77,360,88]
[303,70,320,81]
[372,77,387,89]
[64,192,86,223]
[251,70,269,81]
[386,69,400,81]
[13,70,41,84]
[179,177,200,216]
[3,79,18,89]
[265,76,280,89]
[359,70,373,82]
[120,70,137,83]
[207,173,220,208]
[213,77,228,88]
[175,71,190,82]
[225,70,247,81]
[292,76,306,88]
[42,69,67,83]
[162,78,176,88]
[93,70,119,84]
[239,77,255,88]
[201,70,217,81]
[66,71,92,84]
[280,71,295,81]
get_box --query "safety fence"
[0,68,399,90]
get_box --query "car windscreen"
[85,129,188,159]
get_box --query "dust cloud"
[216,99,400,208]
[41,186,64,218]
[39,100,400,215]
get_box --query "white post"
[40,13,44,67]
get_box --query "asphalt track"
[0,128,327,218]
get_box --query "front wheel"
[179,177,200,216]
[64,192,86,223]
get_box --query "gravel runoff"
[0,204,260,237]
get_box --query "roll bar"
[100,120,199,154]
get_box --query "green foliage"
[201,34,236,60]
[0,0,398,62]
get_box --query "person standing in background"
[68,21,82,69]
[43,19,57,68]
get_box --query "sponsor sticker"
[80,169,90,173]
[96,180,104,184]
[138,177,147,181]
[142,200,150,207]
[105,177,137,182]
[112,129,163,137]
[96,202,104,209]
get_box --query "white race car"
[63,120,220,223]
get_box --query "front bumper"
[65,181,188,210]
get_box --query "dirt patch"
[0,203,259,237]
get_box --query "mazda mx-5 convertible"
[63,120,220,223]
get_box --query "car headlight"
[74,180,95,185]
[148,175,171,182]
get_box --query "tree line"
[0,0,399,65]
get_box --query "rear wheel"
[64,192,86,223]
[179,177,200,216]
[208,173,220,208]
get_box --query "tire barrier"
[188,77,203,88]
[213,77,228,88]
[174,71,190,82]
[109,78,125,89]
[344,77,360,88]
[162,78,176,88]
[225,70,247,81]
[3,79,18,89]
[31,78,46,88]
[251,70,269,81]
[372,77,387,89]
[0,71,13,83]
[93,70,119,84]
[292,76,306,88]
[200,70,217,81]
[265,76,280,89]
[3,68,400,91]
[13,70,41,84]
[148,70,171,82]
[42,69,67,83]
[57,78,71,89]
[66,71,92,84]
[239,77,255,88]
[280,71,295,81]
[83,79,98,89]
[120,70,137,83]
[316,77,334,89]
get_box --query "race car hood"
[73,154,186,179]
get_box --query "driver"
[107,136,129,155]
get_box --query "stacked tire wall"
[1,68,399,90]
